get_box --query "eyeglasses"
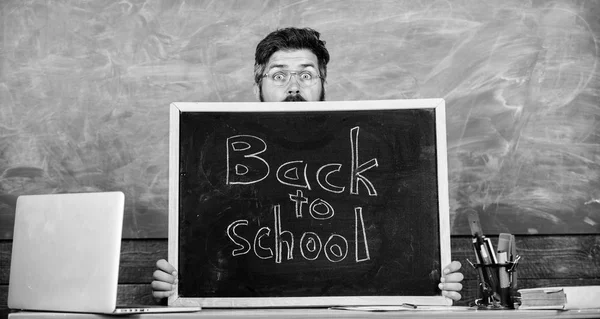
[262,70,321,87]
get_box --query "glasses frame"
[262,70,322,87]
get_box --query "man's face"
[257,49,324,102]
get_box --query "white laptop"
[8,191,201,315]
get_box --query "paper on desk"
[329,306,471,312]
[330,306,413,312]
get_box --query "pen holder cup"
[473,262,518,310]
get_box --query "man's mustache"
[283,94,307,102]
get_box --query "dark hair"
[254,27,330,85]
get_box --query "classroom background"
[1,0,599,308]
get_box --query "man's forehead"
[267,49,319,69]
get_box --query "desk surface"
[7,308,600,319]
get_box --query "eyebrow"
[267,63,317,71]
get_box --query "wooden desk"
[7,308,600,319]
[3,235,600,309]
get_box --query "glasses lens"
[267,70,318,87]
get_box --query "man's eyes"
[300,72,312,80]
[271,71,314,80]
[273,72,287,80]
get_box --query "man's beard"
[259,84,326,102]
[283,94,306,102]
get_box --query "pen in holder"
[466,211,522,309]
[468,254,521,309]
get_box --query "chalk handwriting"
[226,204,369,263]
[226,220,251,256]
[226,126,378,196]
[308,198,335,220]
[316,163,345,193]
[277,160,311,190]
[226,135,270,185]
[225,126,376,264]
[289,190,308,218]
[350,127,379,196]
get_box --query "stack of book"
[518,286,600,310]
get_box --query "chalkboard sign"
[168,100,451,307]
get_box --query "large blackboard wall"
[1,0,599,238]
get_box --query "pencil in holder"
[469,258,521,309]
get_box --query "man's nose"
[287,76,300,95]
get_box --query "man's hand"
[151,259,178,301]
[439,261,464,301]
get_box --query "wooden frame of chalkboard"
[168,99,451,308]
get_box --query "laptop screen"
[8,192,124,313]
